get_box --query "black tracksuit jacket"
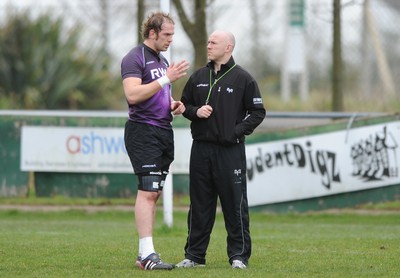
[181,57,266,145]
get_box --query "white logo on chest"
[150,68,167,79]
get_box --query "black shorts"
[124,121,174,175]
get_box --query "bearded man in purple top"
[121,12,189,271]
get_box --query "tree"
[137,0,145,45]
[172,0,209,70]
[0,10,121,110]
[332,0,343,111]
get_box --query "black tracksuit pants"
[184,140,251,265]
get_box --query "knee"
[138,190,161,202]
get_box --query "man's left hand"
[171,100,186,115]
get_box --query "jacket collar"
[207,56,236,74]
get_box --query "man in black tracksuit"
[175,30,266,269]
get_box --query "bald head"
[210,30,236,51]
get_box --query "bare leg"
[134,189,174,270]
[135,190,161,238]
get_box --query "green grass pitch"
[0,209,399,277]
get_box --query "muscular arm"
[123,60,190,105]
[123,77,162,105]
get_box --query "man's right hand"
[196,105,213,118]
[166,60,190,82]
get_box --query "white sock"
[139,237,155,259]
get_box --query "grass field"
[1,203,399,278]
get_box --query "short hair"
[141,12,175,40]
